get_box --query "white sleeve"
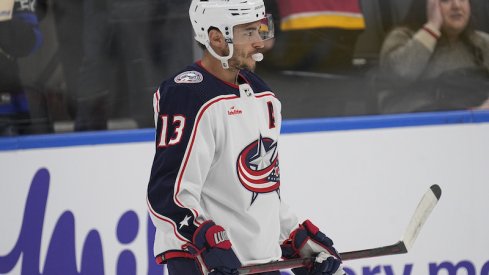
[174,105,216,225]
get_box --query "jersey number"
[158,115,186,147]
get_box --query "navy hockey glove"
[282,220,344,275]
[185,221,241,275]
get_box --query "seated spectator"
[262,0,365,73]
[75,0,193,131]
[0,0,42,135]
[378,0,489,113]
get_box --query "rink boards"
[1,110,489,275]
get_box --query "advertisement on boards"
[1,118,489,274]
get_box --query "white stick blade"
[402,184,442,250]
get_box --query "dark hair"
[401,0,484,66]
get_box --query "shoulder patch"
[174,71,203,84]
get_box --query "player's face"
[229,20,265,71]
[440,0,470,37]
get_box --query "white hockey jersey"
[147,61,300,265]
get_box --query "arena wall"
[1,110,488,275]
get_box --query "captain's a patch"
[174,71,203,84]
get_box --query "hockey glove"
[185,221,241,275]
[282,220,344,275]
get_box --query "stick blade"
[430,184,442,200]
[402,184,442,251]
[340,184,441,260]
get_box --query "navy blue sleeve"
[147,82,204,242]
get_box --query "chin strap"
[205,40,234,69]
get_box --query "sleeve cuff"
[414,24,440,51]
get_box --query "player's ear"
[208,29,227,51]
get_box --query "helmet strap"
[205,40,234,70]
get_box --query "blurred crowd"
[1,0,488,136]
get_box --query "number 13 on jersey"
[158,115,186,148]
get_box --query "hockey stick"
[238,184,442,274]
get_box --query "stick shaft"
[238,184,441,274]
[238,257,312,274]
[238,242,407,274]
[341,241,407,260]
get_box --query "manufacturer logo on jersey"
[174,71,203,84]
[228,106,243,116]
[236,135,280,204]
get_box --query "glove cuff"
[205,224,232,250]
[281,223,308,259]
[281,220,342,261]
[192,220,215,248]
[186,220,241,273]
[188,220,233,253]
[302,220,320,235]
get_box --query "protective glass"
[233,14,274,45]
[258,14,274,40]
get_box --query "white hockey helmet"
[189,0,273,69]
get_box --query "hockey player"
[147,1,345,274]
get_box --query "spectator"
[75,0,144,131]
[44,0,84,119]
[75,0,194,131]
[147,1,193,84]
[0,0,42,135]
[378,0,489,113]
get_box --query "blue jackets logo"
[236,135,280,204]
[174,71,203,84]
